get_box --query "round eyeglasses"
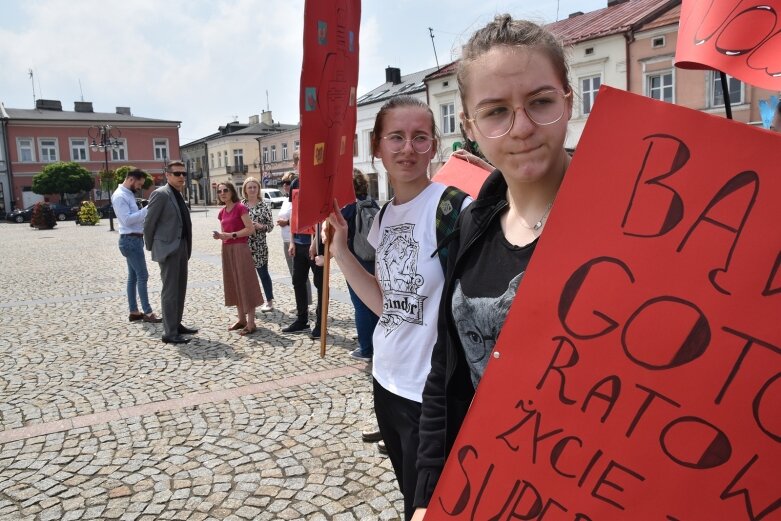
[466,90,572,138]
[381,134,434,154]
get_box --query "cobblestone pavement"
[0,209,403,520]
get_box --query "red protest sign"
[290,189,315,236]
[432,156,491,199]
[428,87,781,520]
[298,0,360,230]
[676,0,781,91]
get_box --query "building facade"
[256,126,300,188]
[2,99,180,208]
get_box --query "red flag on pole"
[298,0,361,229]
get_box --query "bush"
[30,202,57,229]
[77,201,101,225]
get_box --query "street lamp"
[88,124,121,232]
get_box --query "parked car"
[6,203,76,223]
[261,188,286,209]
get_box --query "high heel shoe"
[229,322,247,331]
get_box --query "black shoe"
[178,325,198,335]
[282,321,309,333]
[162,335,191,344]
[362,429,382,443]
[310,326,321,339]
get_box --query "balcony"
[226,164,248,174]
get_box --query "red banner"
[429,87,781,520]
[298,0,360,229]
[676,0,781,90]
[432,156,491,199]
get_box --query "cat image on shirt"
[452,272,523,386]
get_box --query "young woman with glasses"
[411,16,574,519]
[212,182,264,335]
[327,95,470,520]
[241,177,276,312]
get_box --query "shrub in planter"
[30,202,57,229]
[77,201,101,225]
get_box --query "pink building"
[1,99,180,209]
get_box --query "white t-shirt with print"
[368,182,455,403]
[278,200,292,242]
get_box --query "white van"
[261,188,287,209]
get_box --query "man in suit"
[144,160,198,344]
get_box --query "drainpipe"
[0,108,14,212]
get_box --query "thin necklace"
[519,200,553,231]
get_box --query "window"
[711,73,744,107]
[224,151,228,167]
[353,134,359,157]
[218,153,222,167]
[111,139,127,161]
[262,147,269,163]
[39,138,58,163]
[70,138,89,161]
[581,75,601,115]
[294,140,300,152]
[585,47,594,56]
[271,145,277,162]
[647,71,674,103]
[652,36,666,48]
[17,138,34,162]
[441,103,456,135]
[282,143,288,160]
[233,148,244,167]
[210,153,215,168]
[153,139,168,160]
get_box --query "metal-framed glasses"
[382,134,434,154]
[466,90,572,138]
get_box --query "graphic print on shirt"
[453,272,523,386]
[376,223,426,336]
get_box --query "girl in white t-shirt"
[328,95,465,520]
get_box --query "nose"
[508,106,535,138]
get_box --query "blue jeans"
[349,258,379,357]
[118,235,152,314]
[256,264,274,301]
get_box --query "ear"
[566,92,574,121]
[460,111,476,142]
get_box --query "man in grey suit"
[144,160,198,344]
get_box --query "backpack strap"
[433,186,468,273]
[376,200,391,227]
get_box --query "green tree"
[32,161,94,201]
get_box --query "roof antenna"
[556,0,561,21]
[78,78,85,102]
[428,28,440,69]
[266,90,270,112]
[28,69,36,105]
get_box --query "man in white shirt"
[112,168,161,323]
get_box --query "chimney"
[35,99,62,111]
[607,0,629,6]
[74,101,93,113]
[569,11,584,18]
[261,110,273,125]
[249,114,259,125]
[385,67,401,85]
[116,107,131,115]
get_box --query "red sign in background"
[297,0,360,231]
[428,87,781,520]
[676,0,781,91]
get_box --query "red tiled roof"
[639,3,680,31]
[425,61,458,81]
[547,0,680,44]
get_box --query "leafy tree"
[32,161,94,201]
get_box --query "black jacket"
[414,169,509,507]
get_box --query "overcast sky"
[0,0,607,144]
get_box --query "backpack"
[377,185,469,273]
[352,197,380,262]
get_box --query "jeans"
[348,258,378,357]
[292,242,323,325]
[256,264,274,301]
[118,235,152,314]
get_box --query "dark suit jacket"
[144,184,191,262]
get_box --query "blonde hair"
[242,176,262,199]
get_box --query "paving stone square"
[0,210,403,520]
